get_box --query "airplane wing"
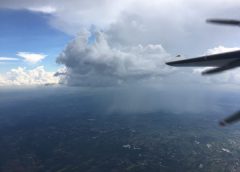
[207,19,240,26]
[166,50,240,75]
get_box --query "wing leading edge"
[166,50,240,75]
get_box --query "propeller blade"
[219,111,240,126]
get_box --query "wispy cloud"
[28,6,56,14]
[0,57,19,61]
[17,52,46,64]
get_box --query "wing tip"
[206,18,240,26]
[166,61,186,66]
[165,62,172,66]
[166,61,179,66]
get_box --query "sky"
[1,0,240,87]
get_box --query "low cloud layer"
[0,66,59,86]
[56,32,174,86]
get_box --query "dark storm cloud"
[56,31,174,86]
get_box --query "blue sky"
[0,9,71,72]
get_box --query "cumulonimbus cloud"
[56,31,174,86]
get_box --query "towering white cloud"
[0,66,59,86]
[56,31,174,86]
